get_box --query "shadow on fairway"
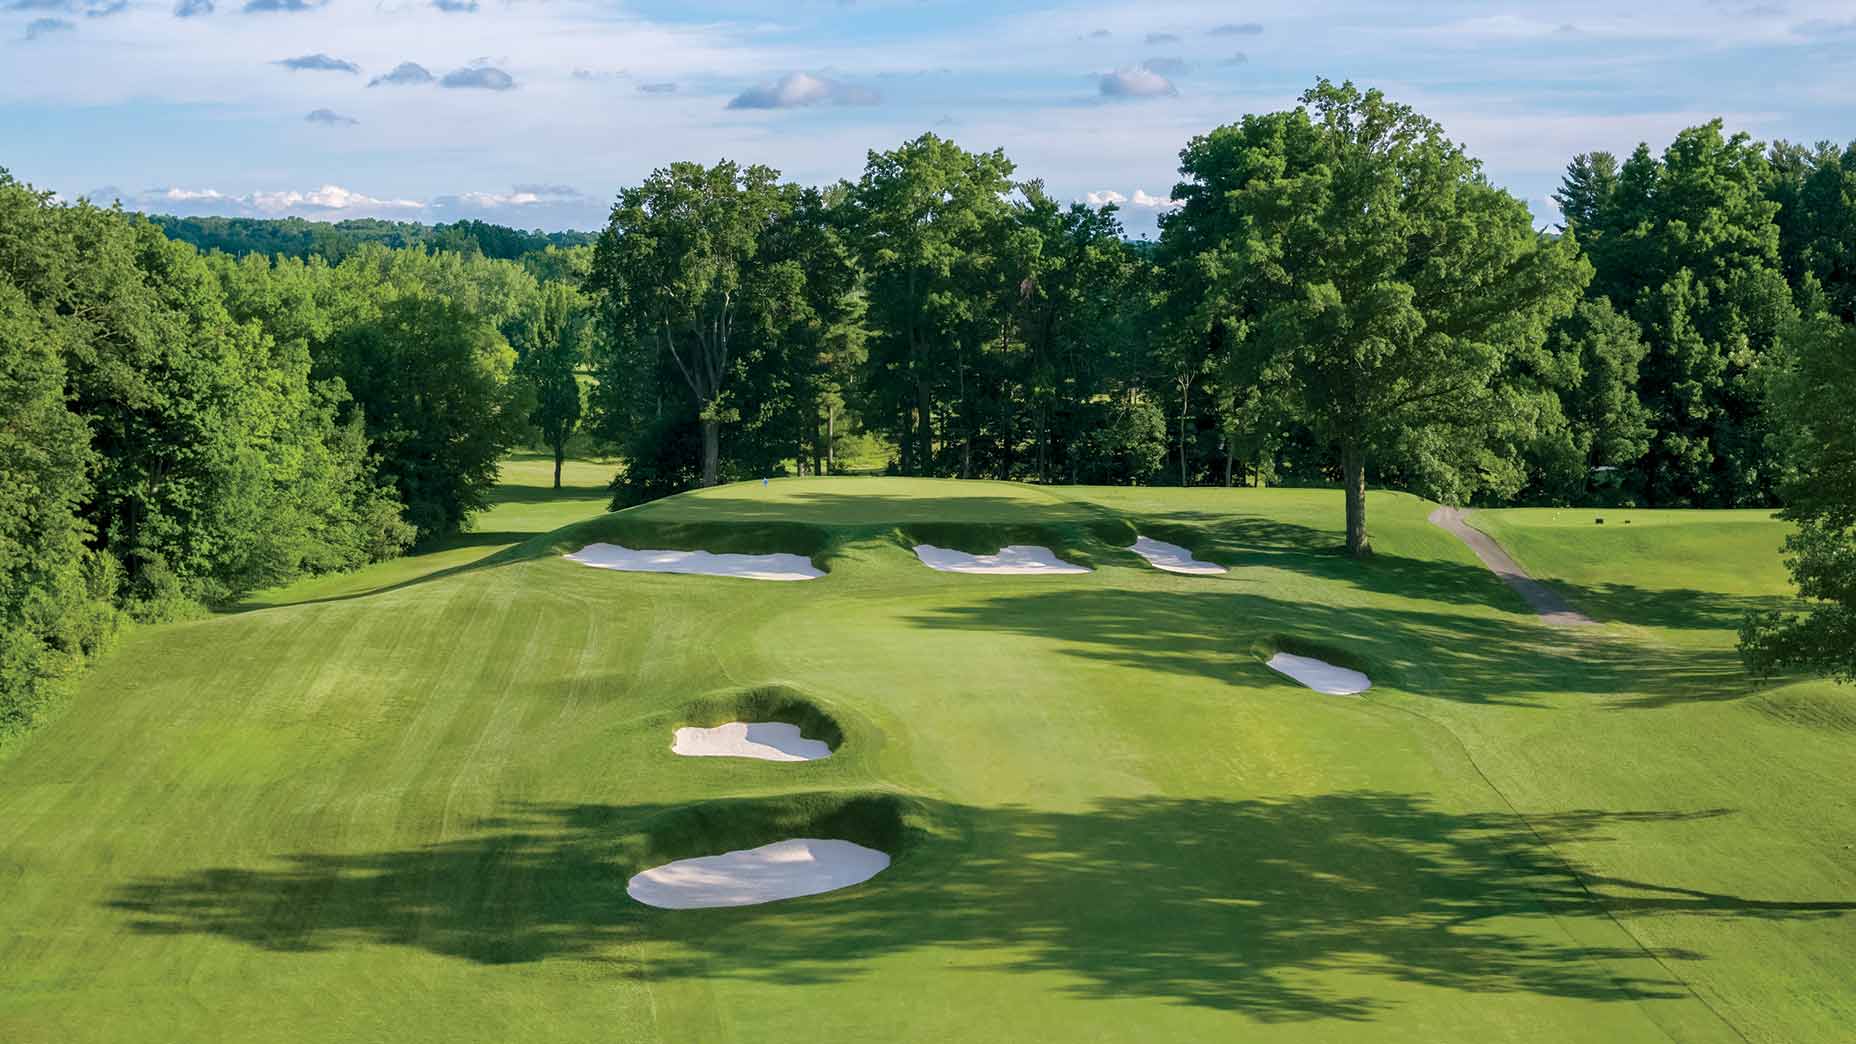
[905,587,1752,707]
[104,793,1853,1023]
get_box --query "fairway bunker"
[1128,536,1226,575]
[913,544,1090,575]
[565,543,822,581]
[1266,652,1372,696]
[673,721,833,761]
[627,839,891,909]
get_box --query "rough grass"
[0,473,1848,1043]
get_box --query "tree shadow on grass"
[904,587,1751,707]
[1529,580,1796,635]
[103,793,1851,1023]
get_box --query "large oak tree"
[1162,80,1588,555]
[588,161,794,487]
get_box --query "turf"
[0,473,1850,1042]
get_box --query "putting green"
[0,472,1849,1042]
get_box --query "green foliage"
[607,408,708,508]
[321,293,524,538]
[0,270,112,735]
[1164,79,1589,552]
[1766,140,1856,323]
[1070,394,1168,485]
[513,281,589,488]
[1572,121,1796,506]
[1741,315,1856,681]
[587,160,798,486]
[849,133,1019,475]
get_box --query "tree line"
[152,215,596,265]
[4,78,1854,736]
[0,173,601,737]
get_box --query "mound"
[913,544,1090,575]
[1128,536,1226,575]
[673,722,834,761]
[565,543,822,581]
[627,838,891,909]
[1267,652,1371,696]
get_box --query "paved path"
[1429,507,1596,627]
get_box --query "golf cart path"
[1429,507,1595,627]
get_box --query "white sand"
[627,839,890,909]
[1267,652,1372,696]
[1128,536,1227,575]
[672,722,833,762]
[564,543,822,581]
[912,544,1090,575]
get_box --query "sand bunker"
[1128,536,1227,575]
[1267,652,1371,696]
[627,839,890,909]
[672,722,833,762]
[565,543,822,581]
[912,544,1090,575]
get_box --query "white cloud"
[1099,66,1177,98]
[121,184,423,217]
[248,184,421,211]
[727,72,878,110]
[1131,188,1180,208]
[1098,66,1172,97]
[1085,188,1180,209]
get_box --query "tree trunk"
[1342,439,1370,557]
[1224,436,1233,488]
[916,378,935,476]
[701,417,720,487]
[827,405,836,472]
[1178,381,1191,488]
[958,348,971,479]
[553,442,564,490]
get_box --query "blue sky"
[3,0,1853,235]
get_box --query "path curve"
[1429,507,1595,627]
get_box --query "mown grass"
[0,474,1848,1043]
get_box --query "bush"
[1071,395,1168,485]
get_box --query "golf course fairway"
[0,460,1850,1043]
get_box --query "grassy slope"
[0,475,1847,1042]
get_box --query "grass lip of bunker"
[625,792,927,911]
[565,542,822,581]
[627,838,890,909]
[1127,535,1227,575]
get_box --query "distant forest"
[5,79,1855,736]
[150,215,597,263]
